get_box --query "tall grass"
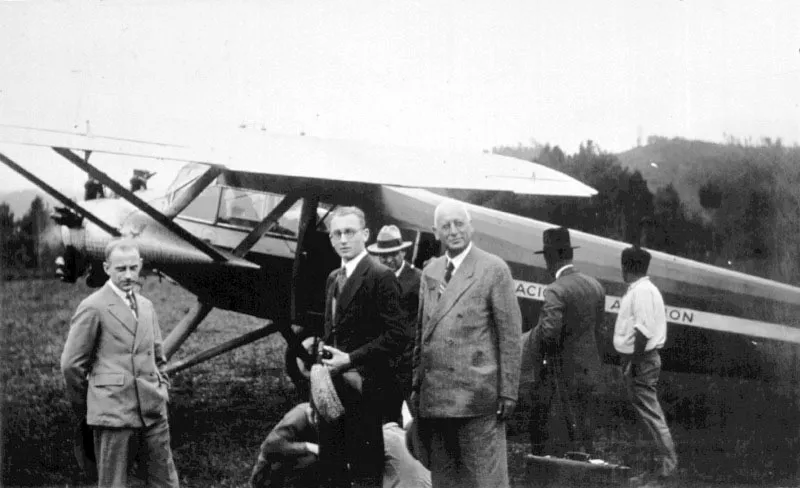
[1,278,798,487]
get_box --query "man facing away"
[615,246,678,487]
[318,206,407,487]
[411,200,522,488]
[367,224,422,425]
[61,239,179,487]
[526,226,606,456]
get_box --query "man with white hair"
[411,200,522,488]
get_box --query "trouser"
[528,363,593,456]
[417,414,509,488]
[385,368,412,425]
[317,382,385,487]
[92,417,179,488]
[624,349,678,477]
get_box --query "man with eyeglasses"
[318,206,407,487]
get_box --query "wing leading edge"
[0,124,596,197]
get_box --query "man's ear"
[363,228,370,241]
[432,226,440,240]
[103,261,110,274]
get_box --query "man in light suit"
[367,224,422,425]
[318,206,407,487]
[61,239,179,488]
[411,200,522,488]
[526,227,606,457]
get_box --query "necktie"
[335,267,348,296]
[444,261,455,284]
[126,291,138,319]
[439,261,455,297]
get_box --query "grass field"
[2,277,798,487]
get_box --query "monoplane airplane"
[1,123,799,397]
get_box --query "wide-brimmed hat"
[367,225,413,254]
[534,226,580,254]
[309,365,363,423]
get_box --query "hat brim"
[367,241,413,254]
[533,245,580,255]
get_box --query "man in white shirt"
[614,246,678,487]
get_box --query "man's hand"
[305,442,320,456]
[321,345,351,375]
[496,397,517,420]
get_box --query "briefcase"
[526,452,631,487]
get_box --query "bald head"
[433,200,474,257]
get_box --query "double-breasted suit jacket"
[525,266,606,390]
[61,283,170,428]
[413,246,522,418]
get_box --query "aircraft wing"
[0,124,596,197]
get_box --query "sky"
[0,0,798,193]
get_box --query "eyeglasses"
[329,228,362,241]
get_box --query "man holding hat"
[526,226,606,456]
[615,246,677,487]
[367,225,422,424]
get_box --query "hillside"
[615,137,745,216]
[0,188,80,218]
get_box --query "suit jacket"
[61,283,169,428]
[393,262,422,382]
[525,267,606,390]
[413,246,522,418]
[323,255,407,383]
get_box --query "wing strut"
[163,165,224,219]
[232,191,302,257]
[53,147,227,262]
[163,301,215,360]
[0,152,120,237]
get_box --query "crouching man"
[250,366,430,488]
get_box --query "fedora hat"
[367,225,413,254]
[534,226,580,254]
[309,364,363,423]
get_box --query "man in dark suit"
[525,227,606,456]
[319,206,407,487]
[411,200,522,488]
[367,224,422,425]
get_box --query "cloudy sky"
[0,0,798,192]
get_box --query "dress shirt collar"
[555,264,574,279]
[107,280,132,301]
[446,242,473,271]
[395,260,406,278]
[341,249,368,278]
[626,275,650,291]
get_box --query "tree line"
[0,196,59,278]
[454,138,800,287]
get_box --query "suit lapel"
[132,292,150,351]
[104,284,137,337]
[423,247,479,341]
[335,255,371,320]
